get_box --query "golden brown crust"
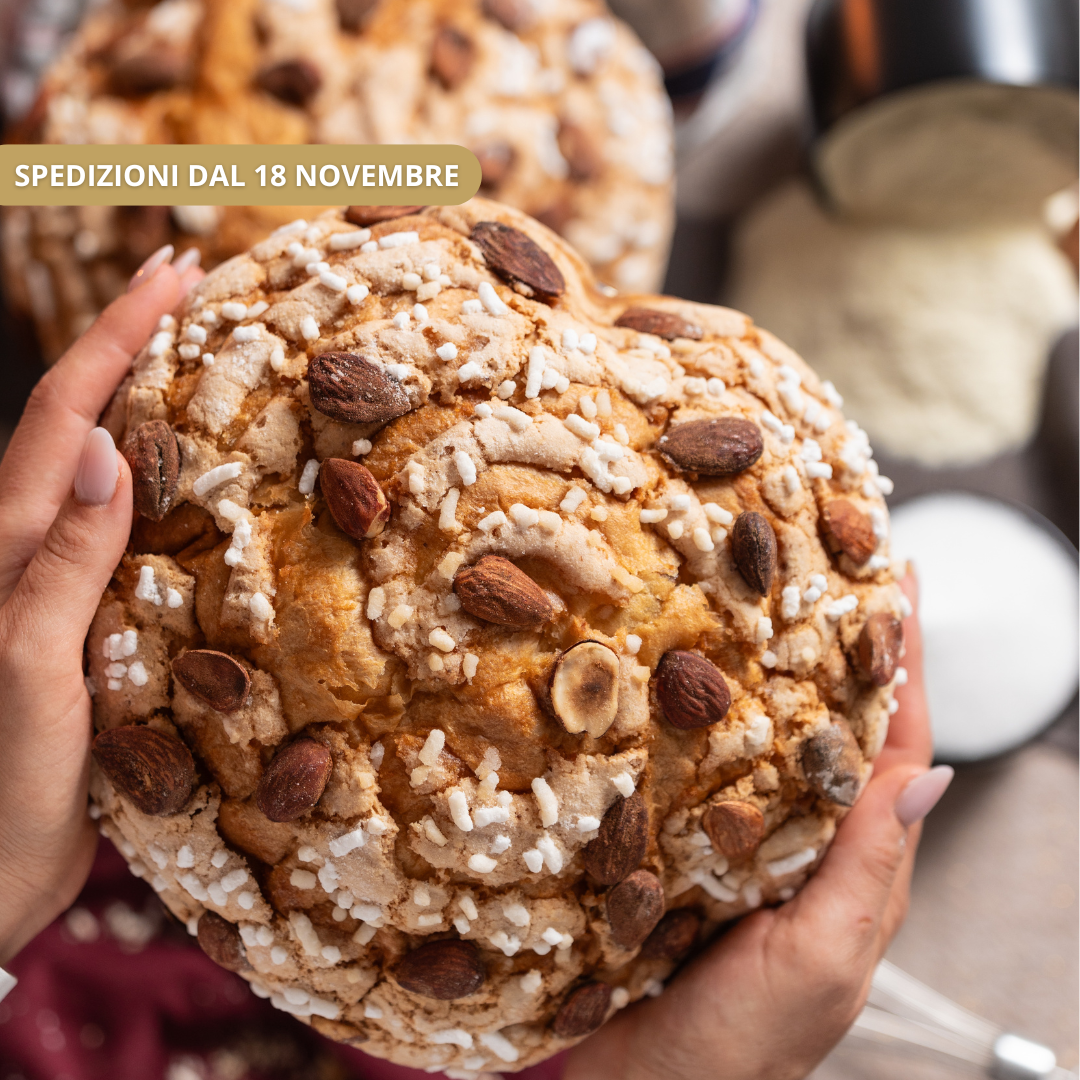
[86,198,903,1074]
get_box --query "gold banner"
[0,144,481,206]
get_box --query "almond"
[393,939,485,999]
[454,555,553,629]
[553,982,612,1038]
[657,417,763,476]
[640,908,700,960]
[256,738,333,822]
[730,511,777,595]
[801,722,862,806]
[558,121,603,182]
[701,801,764,860]
[431,25,474,89]
[91,725,195,816]
[320,458,390,540]
[471,221,565,300]
[582,791,648,884]
[308,351,412,426]
[256,59,322,106]
[858,613,903,686]
[549,641,620,738]
[121,420,180,522]
[109,47,188,96]
[171,650,250,714]
[655,651,731,730]
[614,307,703,341]
[345,205,426,226]
[607,869,665,949]
[336,0,379,32]
[482,0,535,31]
[197,911,250,973]
[474,142,515,188]
[821,499,876,566]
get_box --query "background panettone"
[86,197,904,1076]
[2,0,674,363]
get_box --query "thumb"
[5,427,132,658]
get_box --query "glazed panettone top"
[87,198,905,1076]
[28,0,673,294]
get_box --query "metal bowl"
[806,0,1078,135]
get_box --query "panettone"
[87,198,904,1076]
[3,0,674,361]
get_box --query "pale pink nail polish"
[127,244,174,292]
[172,246,202,274]
[895,765,954,828]
[74,427,119,506]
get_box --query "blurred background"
[0,0,1076,1077]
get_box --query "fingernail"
[172,246,202,274]
[74,427,119,506]
[127,244,174,292]
[895,765,954,828]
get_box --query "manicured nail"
[172,246,202,274]
[895,765,953,828]
[74,427,119,506]
[127,244,174,292]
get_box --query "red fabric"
[0,840,567,1080]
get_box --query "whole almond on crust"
[335,0,379,32]
[553,982,612,1038]
[121,420,180,522]
[730,511,777,595]
[483,0,535,32]
[471,221,566,300]
[549,641,620,738]
[197,911,250,973]
[393,939,485,999]
[582,791,648,884]
[308,352,411,426]
[607,869,665,949]
[256,738,333,822]
[453,555,553,629]
[345,205,426,226]
[802,723,862,806]
[657,417,763,476]
[858,613,903,686]
[614,307,703,341]
[109,48,188,97]
[171,650,251,713]
[640,908,700,960]
[558,121,603,182]
[431,25,474,88]
[256,59,322,107]
[701,801,764,860]
[821,499,876,566]
[91,726,195,816]
[319,458,390,540]
[655,651,731,730]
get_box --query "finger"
[783,763,927,968]
[2,427,133,665]
[0,262,181,598]
[876,568,933,772]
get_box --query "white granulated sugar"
[478,281,509,316]
[891,493,1079,759]
[730,179,1077,466]
[134,565,162,605]
[178,344,201,360]
[300,315,320,340]
[346,284,369,305]
[436,342,457,361]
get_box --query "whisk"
[842,960,1076,1079]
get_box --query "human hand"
[564,572,951,1080]
[0,246,204,966]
